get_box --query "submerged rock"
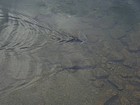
[92,80,104,88]
[120,96,131,105]
[92,67,109,79]
[135,70,140,79]
[126,30,140,52]
[107,75,124,91]
[96,89,118,105]
[123,58,137,68]
[121,48,137,68]
[132,91,140,99]
[107,50,124,62]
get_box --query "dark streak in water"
[0,6,88,97]
[107,79,123,91]
[104,95,119,105]
[65,36,83,43]
[63,65,96,71]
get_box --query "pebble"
[119,70,133,78]
[92,67,109,79]
[135,70,140,79]
[123,57,137,68]
[93,80,104,88]
[132,91,140,99]
[120,96,131,105]
[107,76,124,91]
[96,89,118,105]
[108,51,124,62]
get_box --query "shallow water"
[0,0,140,105]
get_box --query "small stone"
[92,68,109,79]
[132,91,140,99]
[120,73,133,78]
[128,78,140,87]
[89,77,96,81]
[109,24,128,39]
[96,89,118,105]
[93,80,104,88]
[123,57,137,68]
[136,58,140,68]
[108,51,124,62]
[125,84,139,91]
[120,96,131,105]
[101,57,108,63]
[108,76,124,91]
[106,63,112,69]
[135,70,140,79]
[120,70,134,78]
[121,48,137,68]
[104,95,120,105]
[127,30,140,52]
[77,70,95,81]
[128,44,140,52]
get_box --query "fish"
[0,7,85,97]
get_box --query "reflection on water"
[0,0,140,105]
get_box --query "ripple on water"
[0,8,77,97]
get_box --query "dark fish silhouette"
[0,7,84,97]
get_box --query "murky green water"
[0,0,140,105]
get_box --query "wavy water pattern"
[0,8,77,96]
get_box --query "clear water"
[0,0,140,105]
